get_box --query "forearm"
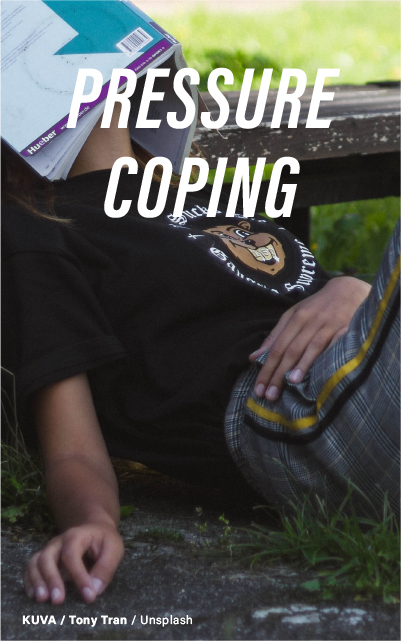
[45,454,120,532]
[34,373,120,531]
[26,374,124,604]
[25,458,124,605]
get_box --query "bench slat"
[195,83,400,166]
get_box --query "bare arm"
[67,103,134,178]
[24,102,132,604]
[24,374,124,604]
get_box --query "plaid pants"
[225,220,400,517]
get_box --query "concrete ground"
[2,465,400,641]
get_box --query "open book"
[2,0,203,179]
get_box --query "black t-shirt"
[2,169,330,485]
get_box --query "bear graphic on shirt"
[205,220,285,276]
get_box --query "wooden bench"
[195,81,400,246]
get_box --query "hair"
[1,141,61,221]
[2,138,201,222]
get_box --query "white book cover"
[1,0,198,177]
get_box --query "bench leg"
[279,207,310,248]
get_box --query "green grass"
[233,490,400,603]
[1,370,51,532]
[156,1,400,91]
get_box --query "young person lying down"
[2,101,399,606]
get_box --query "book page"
[1,0,169,155]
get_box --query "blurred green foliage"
[195,50,281,92]
[159,1,400,90]
[311,198,400,276]
[158,1,400,273]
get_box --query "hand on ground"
[24,523,124,604]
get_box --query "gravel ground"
[2,466,400,641]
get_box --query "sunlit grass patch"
[157,1,400,90]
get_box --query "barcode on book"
[116,27,153,55]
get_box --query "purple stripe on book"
[21,39,173,157]
[150,21,178,45]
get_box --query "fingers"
[23,532,95,604]
[24,554,48,602]
[254,325,334,400]
[24,526,125,605]
[89,533,125,596]
[24,535,92,605]
[249,308,295,361]
[24,539,65,604]
[287,327,340,383]
[58,532,99,603]
[254,309,311,398]
[254,329,308,400]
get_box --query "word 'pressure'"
[68,67,340,130]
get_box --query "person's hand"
[250,276,371,401]
[24,522,124,604]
